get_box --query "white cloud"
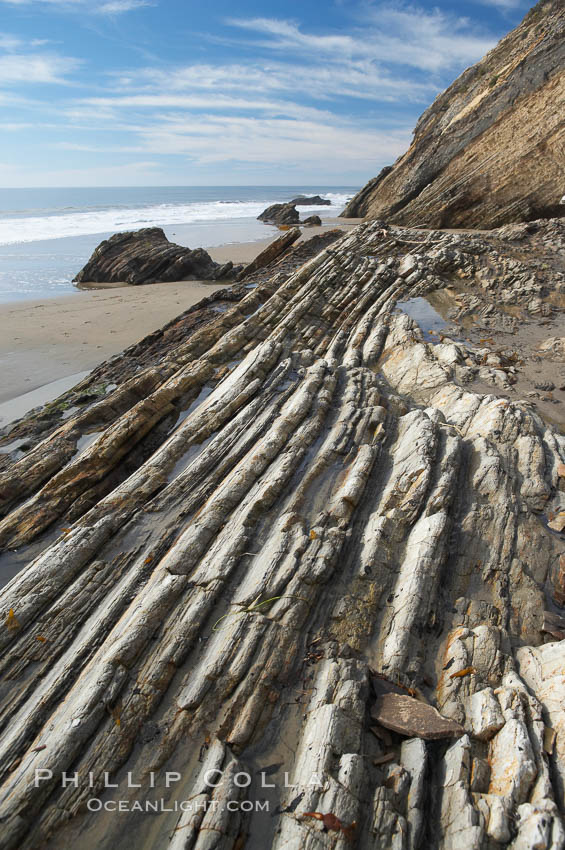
[475,0,523,7]
[112,60,435,104]
[0,121,34,129]
[0,31,81,86]
[83,93,331,116]
[0,52,80,83]
[137,113,412,168]
[0,0,81,5]
[0,32,50,49]
[0,0,150,11]
[226,17,358,55]
[227,6,497,73]
[55,101,413,175]
[0,0,515,185]
[0,159,163,187]
[43,2,501,183]
[96,0,151,13]
[0,33,24,50]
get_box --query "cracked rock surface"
[0,219,565,848]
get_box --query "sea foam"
[0,194,350,246]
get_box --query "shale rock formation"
[237,227,301,281]
[1,220,565,849]
[0,231,343,463]
[74,227,239,285]
[342,0,565,228]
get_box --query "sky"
[0,0,534,187]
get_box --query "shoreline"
[0,282,225,414]
[0,219,359,414]
[72,218,355,290]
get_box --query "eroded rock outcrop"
[237,226,301,280]
[342,0,565,228]
[74,227,240,285]
[0,220,565,849]
[290,195,331,206]
[257,202,299,225]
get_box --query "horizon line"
[0,183,362,191]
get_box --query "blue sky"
[0,0,533,187]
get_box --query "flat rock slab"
[371,693,465,740]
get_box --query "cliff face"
[342,0,565,228]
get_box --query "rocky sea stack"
[290,195,331,206]
[257,202,300,226]
[258,197,332,226]
[74,227,240,285]
[342,0,565,228]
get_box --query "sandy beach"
[208,218,353,264]
[0,219,358,408]
[0,282,226,406]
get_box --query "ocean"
[0,186,357,302]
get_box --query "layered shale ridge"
[0,220,565,848]
[342,0,565,228]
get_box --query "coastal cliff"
[1,220,565,848]
[342,0,565,228]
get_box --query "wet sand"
[0,281,228,405]
[208,218,356,264]
[0,219,358,408]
